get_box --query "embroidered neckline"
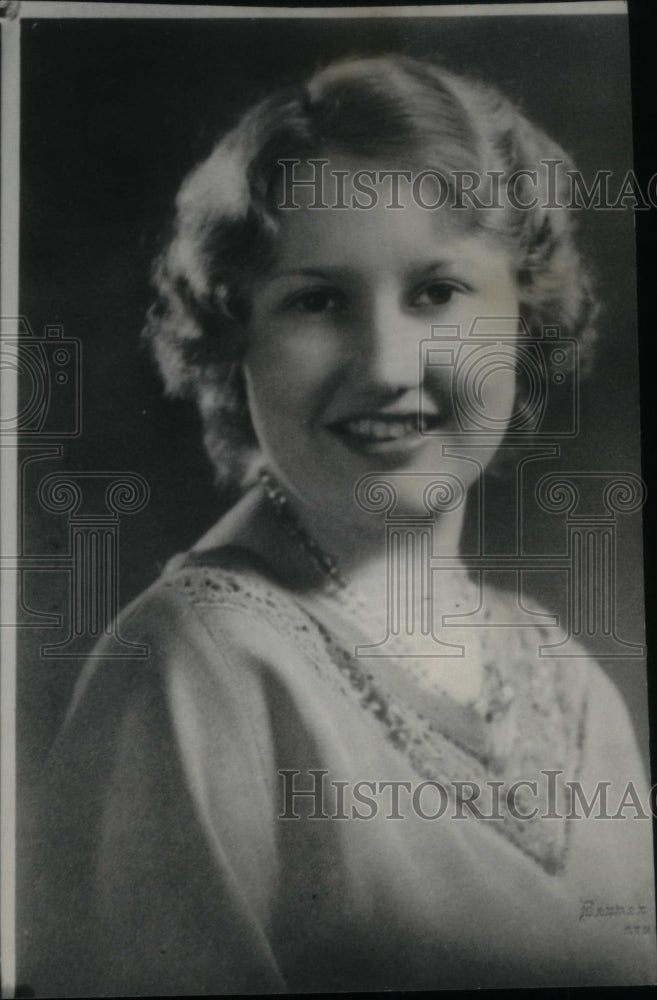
[165,553,589,875]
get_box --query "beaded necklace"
[257,468,503,693]
[257,467,475,628]
[248,471,575,870]
[258,469,346,592]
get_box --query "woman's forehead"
[270,151,510,243]
[269,194,511,280]
[272,151,468,207]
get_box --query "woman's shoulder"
[71,542,332,719]
[58,544,322,790]
[116,543,307,636]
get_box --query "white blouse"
[24,545,657,994]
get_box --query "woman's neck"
[193,477,466,603]
[191,478,472,662]
[257,473,467,606]
[303,504,462,583]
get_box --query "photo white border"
[0,1,636,996]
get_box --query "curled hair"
[144,54,599,488]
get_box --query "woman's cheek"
[275,325,346,378]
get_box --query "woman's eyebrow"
[269,259,462,280]
[268,266,351,280]
[261,255,476,290]
[408,258,468,276]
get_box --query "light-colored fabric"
[24,547,657,994]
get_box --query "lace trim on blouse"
[163,551,590,876]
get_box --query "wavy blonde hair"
[144,54,598,489]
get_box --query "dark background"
[17,11,648,773]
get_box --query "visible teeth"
[340,416,426,441]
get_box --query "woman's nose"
[357,294,422,389]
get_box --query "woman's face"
[243,163,520,524]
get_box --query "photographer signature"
[579,899,655,936]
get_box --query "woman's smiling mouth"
[328,411,444,454]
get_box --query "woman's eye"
[411,282,459,307]
[288,289,344,314]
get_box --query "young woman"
[27,55,656,994]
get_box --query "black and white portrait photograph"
[1,1,656,995]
